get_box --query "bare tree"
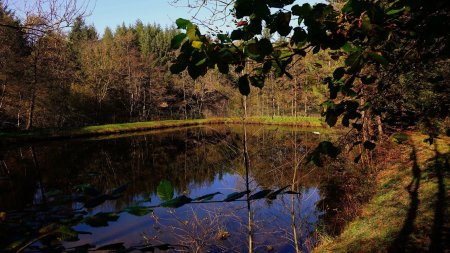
[169,0,234,33]
[2,0,92,35]
[2,0,92,129]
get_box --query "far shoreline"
[0,116,326,144]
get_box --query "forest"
[0,0,449,252]
[0,1,335,130]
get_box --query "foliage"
[0,176,297,252]
[1,1,334,130]
[169,0,450,163]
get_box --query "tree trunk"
[26,80,37,130]
[26,54,39,130]
[271,82,275,118]
[183,82,187,120]
[294,78,297,118]
[0,80,6,110]
[376,115,383,138]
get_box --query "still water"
[0,124,355,252]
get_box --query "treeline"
[0,3,332,130]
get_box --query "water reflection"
[1,125,339,252]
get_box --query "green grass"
[0,116,325,142]
[314,132,450,252]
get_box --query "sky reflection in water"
[2,125,333,252]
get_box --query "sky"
[6,0,324,35]
[85,0,325,35]
[85,0,192,33]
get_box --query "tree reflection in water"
[1,125,362,252]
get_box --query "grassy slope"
[315,132,449,252]
[0,116,324,142]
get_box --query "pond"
[0,124,366,252]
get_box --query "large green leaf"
[76,184,100,197]
[175,18,191,29]
[246,40,262,60]
[318,141,340,158]
[248,190,272,200]
[262,61,272,73]
[275,12,292,36]
[307,141,340,166]
[333,67,346,80]
[363,141,376,150]
[157,180,174,201]
[111,184,128,196]
[254,1,270,19]
[217,34,232,43]
[291,27,307,44]
[84,212,119,227]
[249,75,265,88]
[217,63,229,74]
[160,195,192,208]
[292,3,311,19]
[57,226,80,242]
[188,62,207,80]
[258,38,273,55]
[238,75,250,96]
[325,111,338,127]
[345,52,362,69]
[83,194,108,208]
[267,0,295,8]
[170,62,186,74]
[341,42,360,53]
[194,192,222,202]
[235,0,253,19]
[124,206,153,216]
[223,190,250,202]
[170,53,190,74]
[171,33,186,49]
[231,29,244,40]
[386,7,405,15]
[267,186,290,200]
[186,25,201,41]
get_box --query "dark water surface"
[0,125,352,252]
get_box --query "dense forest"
[1,0,448,139]
[0,2,336,130]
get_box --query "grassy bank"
[0,116,324,143]
[315,132,449,252]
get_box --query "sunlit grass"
[314,132,450,252]
[0,116,325,142]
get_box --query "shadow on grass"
[428,144,448,253]
[389,144,449,253]
[388,147,421,253]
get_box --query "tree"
[79,34,118,118]
[68,16,97,63]
[0,2,27,128]
[0,0,91,129]
[170,0,450,161]
[0,0,91,34]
